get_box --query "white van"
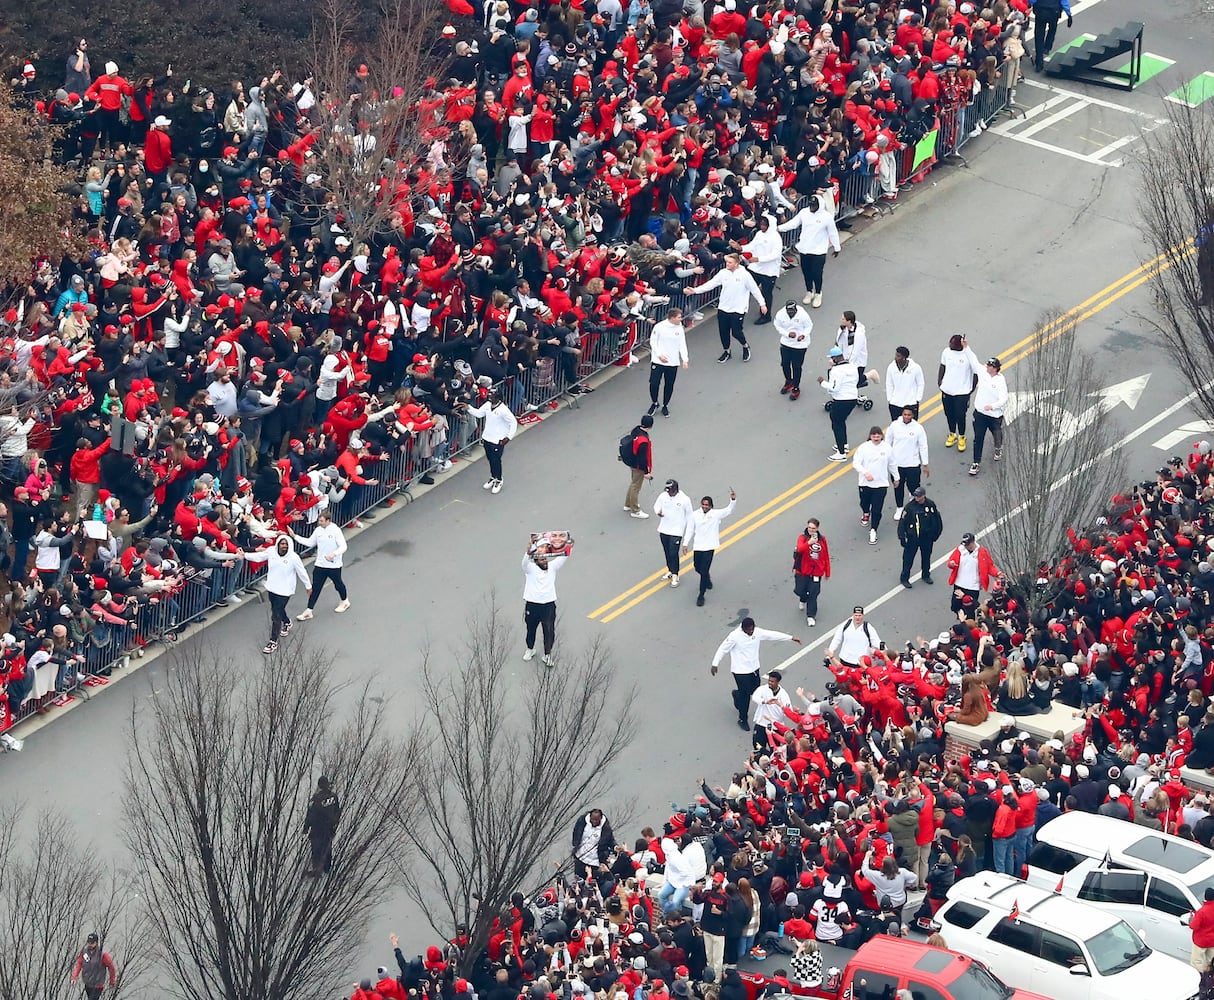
[934,871,1200,1000]
[1024,812,1214,962]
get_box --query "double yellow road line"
[587,245,1190,625]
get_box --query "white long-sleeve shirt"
[654,489,694,535]
[649,319,689,366]
[738,222,782,277]
[885,418,929,468]
[885,358,925,406]
[774,305,813,348]
[827,617,881,663]
[712,626,795,675]
[751,684,792,728]
[939,347,975,396]
[687,265,765,315]
[683,498,736,550]
[522,554,567,603]
[466,399,518,442]
[293,522,348,568]
[836,322,867,367]
[852,439,897,487]
[966,348,1009,417]
[778,205,841,255]
[243,538,311,597]
[820,361,859,400]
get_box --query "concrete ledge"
[946,703,1086,748]
[1180,767,1214,793]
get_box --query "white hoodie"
[660,837,708,889]
[242,534,311,597]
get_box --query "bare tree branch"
[395,597,638,972]
[122,640,415,1000]
[979,313,1128,620]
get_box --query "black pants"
[308,566,347,608]
[755,272,777,314]
[794,574,823,617]
[799,252,826,294]
[888,402,920,421]
[309,831,334,874]
[1034,11,1062,66]
[951,586,980,614]
[693,549,715,597]
[269,592,290,642]
[717,311,747,351]
[483,440,506,480]
[859,485,888,530]
[893,465,922,508]
[829,399,856,452]
[971,410,1004,463]
[85,987,104,1000]
[660,532,681,575]
[524,600,556,654]
[942,392,970,435]
[901,540,933,581]
[780,345,807,388]
[650,363,678,404]
[732,670,761,723]
[753,724,773,750]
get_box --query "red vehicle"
[740,936,1051,1000]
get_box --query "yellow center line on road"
[588,247,1182,624]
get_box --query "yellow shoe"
[945,433,956,448]
[957,435,967,453]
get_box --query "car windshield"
[950,963,1014,1000]
[1189,872,1214,904]
[1086,921,1151,976]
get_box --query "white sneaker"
[670,573,679,587]
[440,461,453,471]
[812,293,823,308]
[523,648,535,662]
[970,127,982,138]
[296,608,314,621]
[483,479,495,490]
[334,599,351,613]
[806,616,816,627]
[662,571,673,580]
[690,311,705,324]
[542,653,554,667]
[228,593,242,604]
[630,510,650,519]
[491,479,503,494]
[623,506,635,512]
[827,451,849,462]
[802,292,814,305]
[868,528,878,545]
[893,507,903,521]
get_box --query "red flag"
[1055,876,1064,893]
[1009,899,1020,921]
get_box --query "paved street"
[5,0,1212,972]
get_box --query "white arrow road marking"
[1151,420,1214,452]
[770,380,1214,675]
[1054,373,1151,444]
[1004,389,1060,424]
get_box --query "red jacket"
[946,544,1000,591]
[145,127,173,174]
[794,531,831,578]
[1192,899,1214,948]
[69,440,110,485]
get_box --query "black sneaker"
[717,350,731,363]
[661,405,669,417]
[647,402,659,416]
[696,595,706,606]
[742,344,751,362]
[420,473,435,485]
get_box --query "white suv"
[1024,812,1214,962]
[934,871,1200,1000]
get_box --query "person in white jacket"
[682,489,737,606]
[658,834,708,916]
[878,346,926,421]
[734,213,782,322]
[239,533,311,654]
[818,348,859,461]
[711,617,801,729]
[292,511,350,619]
[683,254,767,364]
[647,306,690,417]
[836,311,869,391]
[777,195,841,308]
[885,408,930,520]
[464,390,518,494]
[654,478,694,587]
[773,300,813,399]
[964,347,1009,476]
[852,426,898,544]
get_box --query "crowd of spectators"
[0,0,1028,733]
[351,441,1214,997]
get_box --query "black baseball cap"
[962,532,976,544]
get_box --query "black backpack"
[618,428,641,467]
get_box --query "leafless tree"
[979,313,1128,620]
[305,0,457,249]
[396,598,638,974]
[1137,100,1214,421]
[0,806,150,1000]
[122,641,415,1000]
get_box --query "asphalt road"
[6,0,1211,974]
